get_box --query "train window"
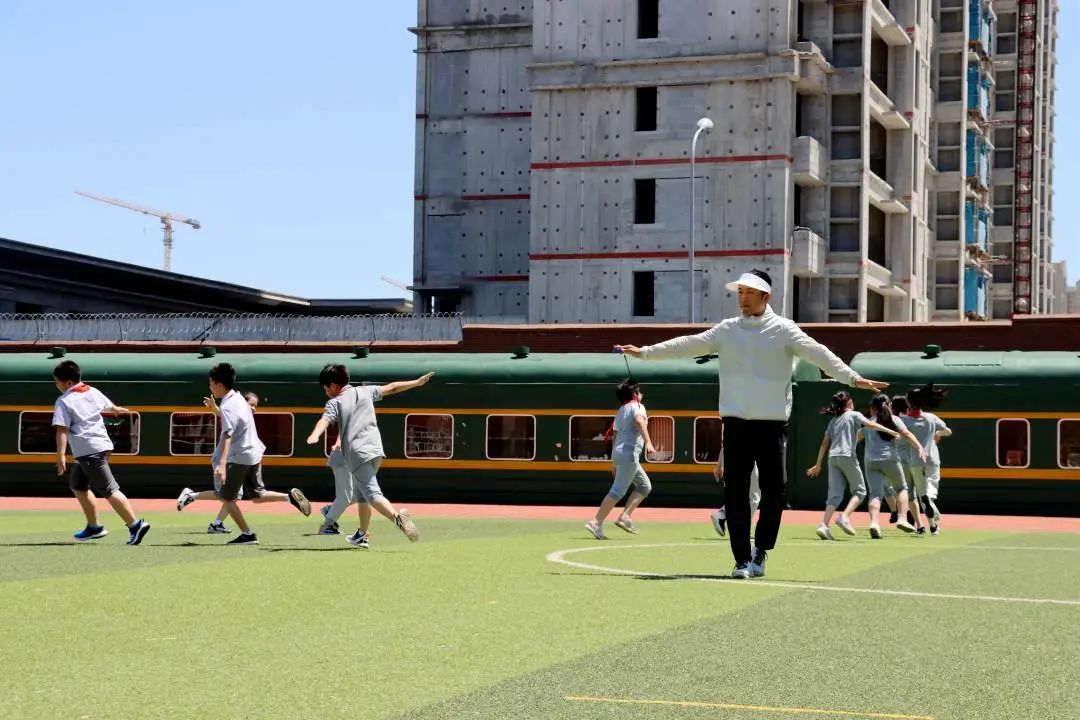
[18,412,57,454]
[996,419,1030,468]
[404,414,454,459]
[19,410,140,455]
[646,416,674,463]
[486,415,536,461]
[170,412,218,456]
[1057,420,1080,469]
[693,417,724,464]
[253,413,294,457]
[569,416,615,462]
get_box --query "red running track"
[1,497,1078,533]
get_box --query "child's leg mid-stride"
[320,458,355,533]
[69,453,150,545]
[615,462,651,534]
[351,458,419,542]
[819,456,864,539]
[587,451,647,538]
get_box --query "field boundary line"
[564,695,934,719]
[545,544,1080,607]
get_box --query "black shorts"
[68,452,120,499]
[219,463,267,502]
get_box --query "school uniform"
[902,411,949,501]
[320,385,387,504]
[824,410,869,507]
[862,415,908,501]
[52,383,120,498]
[607,401,652,501]
[214,389,267,501]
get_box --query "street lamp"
[689,117,713,324]
[786,226,811,319]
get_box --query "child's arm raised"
[380,372,435,397]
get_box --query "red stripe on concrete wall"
[530,249,787,261]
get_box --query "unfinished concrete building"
[412,0,1057,323]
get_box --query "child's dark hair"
[615,378,640,404]
[891,395,910,414]
[53,360,82,383]
[242,391,260,407]
[208,363,237,390]
[871,394,895,441]
[319,363,350,388]
[821,390,851,416]
[907,383,947,411]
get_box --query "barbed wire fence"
[0,313,467,343]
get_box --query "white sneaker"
[896,520,916,534]
[614,515,638,534]
[815,524,835,541]
[585,520,607,540]
[869,524,883,539]
[176,487,195,512]
[710,510,727,537]
[730,562,752,579]
[835,515,856,536]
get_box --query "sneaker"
[227,532,258,545]
[888,510,898,524]
[835,515,856,536]
[207,521,231,534]
[319,505,331,518]
[346,530,370,548]
[731,562,752,579]
[710,509,727,537]
[896,520,916,534]
[750,548,767,577]
[394,508,420,542]
[930,524,940,536]
[127,519,151,546]
[73,525,108,541]
[318,522,341,536]
[584,520,607,540]
[869,524,883,539]
[288,488,311,517]
[815,523,834,541]
[176,487,195,512]
[916,526,927,535]
[614,515,638,534]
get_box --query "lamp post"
[689,117,713,324]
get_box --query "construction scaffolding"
[1012,0,1038,314]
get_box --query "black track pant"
[721,417,788,564]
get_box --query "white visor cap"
[725,272,772,294]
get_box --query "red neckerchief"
[908,409,922,418]
[70,383,91,393]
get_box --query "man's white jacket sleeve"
[640,325,720,360]
[784,322,862,386]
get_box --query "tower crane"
[75,190,201,272]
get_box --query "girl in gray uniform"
[859,395,925,538]
[585,379,657,540]
[807,391,900,540]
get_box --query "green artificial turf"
[0,511,1076,720]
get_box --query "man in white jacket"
[617,270,887,579]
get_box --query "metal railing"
[0,313,465,343]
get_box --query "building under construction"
[412,0,1058,323]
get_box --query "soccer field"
[0,508,1077,720]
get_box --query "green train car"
[0,350,796,507]
[788,349,1080,516]
[2,348,1076,515]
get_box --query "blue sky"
[0,2,1076,301]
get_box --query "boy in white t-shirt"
[51,360,151,545]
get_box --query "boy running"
[305,364,431,546]
[51,360,151,545]
[903,384,952,535]
[177,364,311,544]
[316,440,373,546]
[198,390,260,534]
[586,379,656,540]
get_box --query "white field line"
[545,543,1080,607]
